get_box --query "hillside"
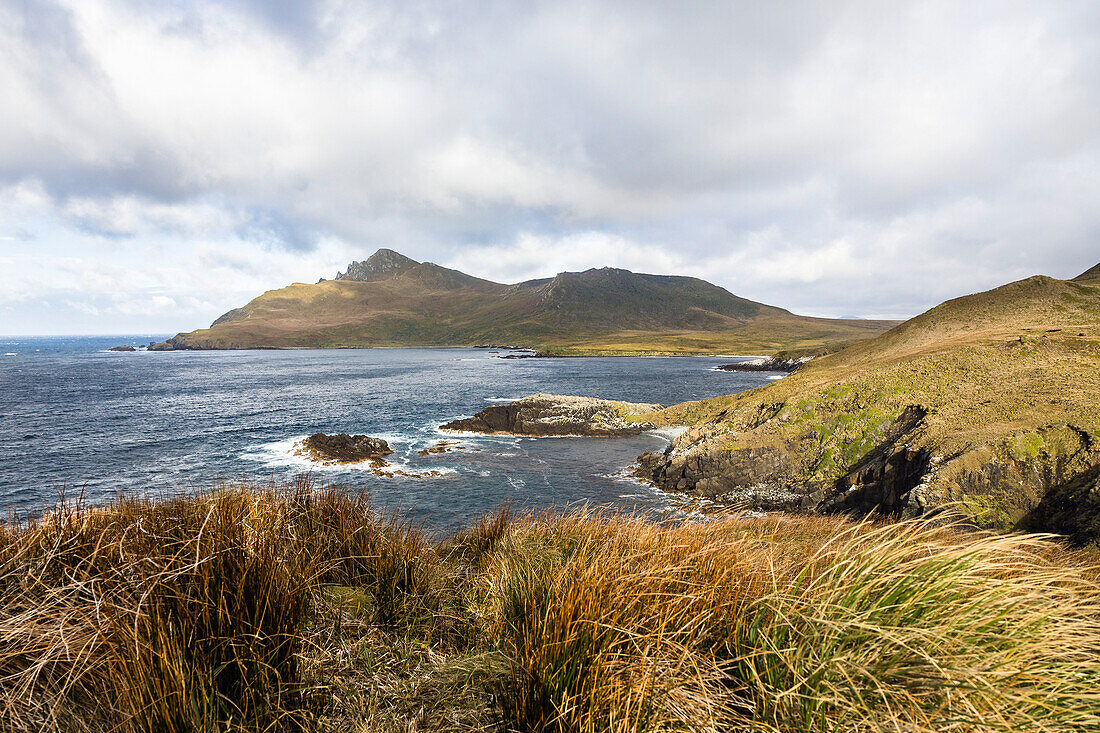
[635,265,1100,543]
[161,249,896,355]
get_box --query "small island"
[293,433,393,466]
[441,393,663,437]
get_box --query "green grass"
[3,480,1100,732]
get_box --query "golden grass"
[2,481,1099,731]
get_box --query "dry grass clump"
[482,513,1100,732]
[0,479,449,732]
[1,481,1099,732]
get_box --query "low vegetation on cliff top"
[3,481,1100,732]
[637,272,1100,537]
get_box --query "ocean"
[0,336,777,530]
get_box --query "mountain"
[163,249,897,355]
[636,265,1100,543]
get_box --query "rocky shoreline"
[715,356,811,373]
[440,394,662,437]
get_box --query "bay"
[0,336,777,530]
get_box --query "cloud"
[1,0,1098,333]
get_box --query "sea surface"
[0,336,780,530]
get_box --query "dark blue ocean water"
[0,336,778,530]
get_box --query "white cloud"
[0,0,1097,332]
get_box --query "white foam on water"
[767,375,785,381]
[3,353,15,357]
[240,435,456,478]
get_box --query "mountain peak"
[335,249,419,281]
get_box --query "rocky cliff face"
[441,394,662,437]
[635,409,1100,543]
[335,249,418,281]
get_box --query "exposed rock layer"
[634,412,1100,543]
[441,394,662,437]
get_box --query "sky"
[1,0,1098,335]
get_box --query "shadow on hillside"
[1019,463,1100,547]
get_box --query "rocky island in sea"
[440,394,661,437]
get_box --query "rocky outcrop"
[441,394,662,437]
[147,341,174,351]
[335,249,418,281]
[108,345,137,352]
[715,356,811,373]
[296,433,393,465]
[634,408,1100,544]
[634,405,933,514]
[924,425,1100,536]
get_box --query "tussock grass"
[2,481,1099,731]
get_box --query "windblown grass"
[2,480,1098,732]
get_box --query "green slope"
[165,249,897,355]
[636,266,1100,542]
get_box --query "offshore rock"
[441,394,662,437]
[108,345,137,352]
[297,433,393,465]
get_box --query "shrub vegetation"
[2,479,1098,732]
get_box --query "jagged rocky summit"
[334,249,418,281]
[441,394,662,437]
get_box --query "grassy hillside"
[3,482,1098,732]
[164,250,896,355]
[636,269,1100,542]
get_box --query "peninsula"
[156,249,896,355]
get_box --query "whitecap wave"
[240,435,455,478]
